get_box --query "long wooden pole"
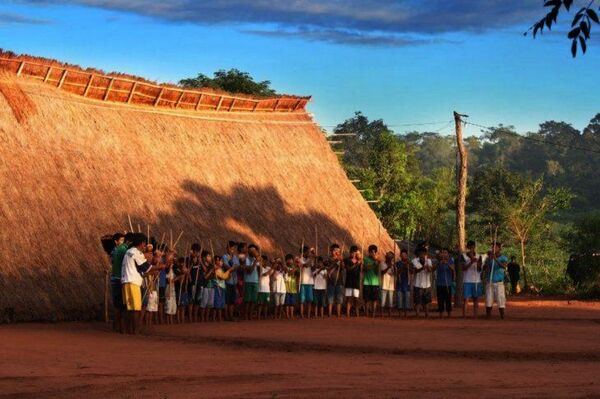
[173,231,184,249]
[127,214,134,233]
[298,238,305,290]
[104,269,109,323]
[454,111,468,307]
[378,223,382,291]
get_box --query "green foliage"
[477,115,600,211]
[565,212,600,254]
[334,110,598,296]
[179,69,276,97]
[563,212,600,296]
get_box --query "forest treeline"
[334,112,600,296]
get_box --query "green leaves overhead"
[526,0,599,57]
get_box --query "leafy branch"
[525,0,599,57]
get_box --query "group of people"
[106,232,512,335]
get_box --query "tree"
[179,69,276,97]
[336,113,416,239]
[502,178,573,289]
[526,0,600,57]
[564,212,600,295]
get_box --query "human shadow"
[131,180,355,255]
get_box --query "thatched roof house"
[0,55,391,322]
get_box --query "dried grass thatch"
[0,50,310,112]
[0,73,391,322]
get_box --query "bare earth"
[1,298,599,398]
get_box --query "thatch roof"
[0,69,392,322]
[0,51,310,112]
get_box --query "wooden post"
[215,96,224,111]
[293,99,303,111]
[273,98,280,111]
[252,100,260,112]
[175,91,185,108]
[104,270,109,323]
[83,74,94,97]
[57,69,68,88]
[154,88,164,107]
[16,61,26,76]
[103,78,114,101]
[127,82,137,104]
[454,111,468,307]
[43,66,53,83]
[228,99,236,112]
[195,93,204,111]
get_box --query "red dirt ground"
[1,298,599,398]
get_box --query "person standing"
[483,242,509,319]
[121,233,152,334]
[222,241,239,321]
[411,248,432,318]
[379,251,395,317]
[507,256,521,295]
[326,244,345,317]
[462,240,484,318]
[363,245,380,318]
[433,248,454,318]
[110,232,129,333]
[395,249,411,317]
[299,246,315,319]
[344,246,362,317]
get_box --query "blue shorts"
[327,284,345,305]
[214,286,226,309]
[285,293,298,306]
[313,289,327,307]
[178,290,190,306]
[396,290,411,310]
[225,284,237,305]
[463,282,483,299]
[300,284,314,304]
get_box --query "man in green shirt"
[363,244,381,318]
[110,232,132,333]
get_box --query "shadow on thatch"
[131,180,355,255]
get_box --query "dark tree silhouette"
[526,0,599,57]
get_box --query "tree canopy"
[179,69,276,97]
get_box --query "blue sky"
[1,1,599,136]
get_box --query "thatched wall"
[0,73,392,322]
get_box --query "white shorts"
[485,282,506,308]
[146,290,158,312]
[201,287,215,308]
[381,289,394,307]
[273,292,286,306]
[345,288,360,298]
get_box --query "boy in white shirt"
[272,257,287,319]
[380,251,395,317]
[312,256,328,318]
[121,233,152,334]
[462,240,484,318]
[299,246,315,319]
[257,256,273,320]
[411,248,432,318]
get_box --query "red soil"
[1,298,599,398]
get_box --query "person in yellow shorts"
[121,233,153,334]
[122,281,142,311]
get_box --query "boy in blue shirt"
[433,248,454,318]
[483,242,509,319]
[395,249,411,317]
